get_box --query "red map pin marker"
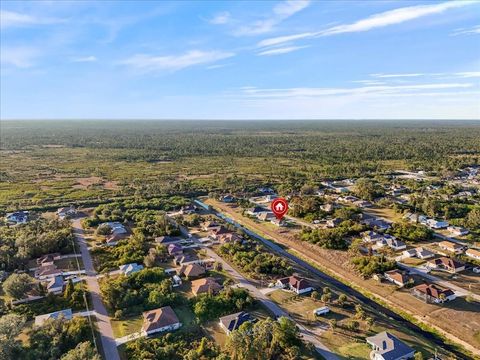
[271,198,288,219]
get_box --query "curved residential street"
[72,218,120,360]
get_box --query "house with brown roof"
[177,263,206,279]
[411,283,456,304]
[384,270,411,287]
[427,257,465,273]
[35,264,63,280]
[191,277,222,296]
[141,306,181,336]
[276,275,313,295]
[36,253,61,266]
[466,248,480,261]
[201,221,220,231]
[217,232,243,244]
[438,241,464,254]
[209,226,231,240]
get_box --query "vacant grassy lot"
[111,315,143,338]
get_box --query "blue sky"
[1,0,479,119]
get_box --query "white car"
[473,267,480,274]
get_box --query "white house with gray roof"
[366,331,415,360]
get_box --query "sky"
[1,0,479,120]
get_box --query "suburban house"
[402,247,434,260]
[361,218,391,231]
[36,253,61,266]
[221,194,235,203]
[366,331,415,360]
[35,308,73,326]
[6,211,29,224]
[326,218,342,228]
[384,270,411,287]
[447,226,469,237]
[271,218,286,227]
[219,311,252,335]
[46,275,65,294]
[426,219,449,229]
[180,204,197,215]
[362,231,384,243]
[209,226,231,240]
[320,203,334,212]
[201,221,220,231]
[168,244,183,256]
[155,235,178,244]
[257,212,276,221]
[466,248,480,261]
[141,306,181,336]
[412,283,456,303]
[427,257,465,273]
[246,206,268,216]
[105,232,128,246]
[191,277,222,296]
[438,241,464,254]
[374,236,406,251]
[276,275,313,295]
[57,206,76,219]
[35,264,63,280]
[174,254,199,266]
[103,221,127,235]
[217,232,243,244]
[119,263,144,276]
[265,194,277,201]
[177,263,206,279]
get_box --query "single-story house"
[177,263,206,279]
[36,253,61,266]
[426,219,449,229]
[221,194,235,203]
[209,226,231,240]
[35,308,73,326]
[326,218,342,228]
[119,263,144,276]
[438,241,464,254]
[217,232,243,244]
[271,218,286,227]
[141,306,181,336]
[411,283,456,304]
[46,275,65,294]
[258,187,275,194]
[466,248,480,261]
[320,203,334,212]
[35,264,63,280]
[402,247,434,260]
[174,254,198,266]
[246,206,268,216]
[366,331,415,360]
[219,311,252,335]
[257,212,276,221]
[180,204,197,215]
[103,222,127,235]
[105,232,128,246]
[168,243,183,256]
[362,231,384,243]
[276,275,313,295]
[155,235,178,244]
[447,226,469,237]
[265,194,277,202]
[354,200,372,208]
[191,277,222,296]
[427,257,465,273]
[201,221,220,231]
[361,218,391,231]
[6,211,29,224]
[384,270,411,287]
[57,206,76,219]
[374,236,406,251]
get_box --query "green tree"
[2,273,35,300]
[60,342,101,360]
[0,314,25,360]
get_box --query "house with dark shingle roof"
[366,331,415,360]
[427,257,465,273]
[191,277,222,296]
[219,311,252,334]
[177,263,206,279]
[141,306,181,336]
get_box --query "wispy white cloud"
[208,11,231,25]
[71,55,97,63]
[121,50,235,73]
[1,46,40,68]
[451,24,480,36]
[236,0,310,36]
[257,45,308,56]
[371,73,425,78]
[0,9,63,29]
[454,71,480,78]
[258,1,474,47]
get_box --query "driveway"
[72,218,120,360]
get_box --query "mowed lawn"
[268,289,321,324]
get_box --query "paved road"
[173,217,339,360]
[194,200,474,359]
[72,219,120,360]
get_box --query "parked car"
[473,267,480,274]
